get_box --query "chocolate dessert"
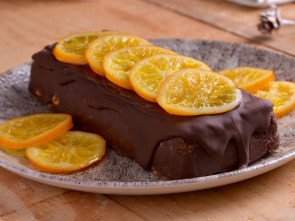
[29,44,280,180]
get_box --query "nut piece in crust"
[51,95,59,105]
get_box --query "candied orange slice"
[157,69,242,116]
[53,31,120,65]
[85,34,152,76]
[26,131,106,172]
[0,145,26,156]
[0,113,73,148]
[255,81,295,117]
[219,67,274,94]
[103,45,177,90]
[129,54,212,102]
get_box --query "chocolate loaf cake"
[29,44,279,180]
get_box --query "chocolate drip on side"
[30,44,275,171]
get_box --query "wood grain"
[1,0,251,73]
[145,0,295,56]
[1,0,295,220]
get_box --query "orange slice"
[103,45,177,90]
[26,131,106,172]
[0,145,26,156]
[254,81,295,117]
[157,68,242,116]
[219,67,274,94]
[0,113,73,148]
[85,34,152,76]
[53,31,120,65]
[129,54,212,102]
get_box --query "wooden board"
[1,0,248,73]
[144,0,295,56]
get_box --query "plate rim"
[1,148,294,195]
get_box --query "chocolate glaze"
[29,44,277,173]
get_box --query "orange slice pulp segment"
[53,31,120,65]
[129,54,212,102]
[26,131,106,172]
[103,45,177,90]
[0,113,73,148]
[219,67,274,94]
[85,34,152,76]
[254,81,295,117]
[157,68,242,116]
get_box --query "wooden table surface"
[1,0,295,220]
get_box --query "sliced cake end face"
[151,112,279,180]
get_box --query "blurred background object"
[258,4,295,33]
[229,0,295,7]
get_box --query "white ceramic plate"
[0,39,295,195]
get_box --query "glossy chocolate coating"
[29,45,279,179]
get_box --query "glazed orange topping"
[103,45,176,90]
[0,113,73,149]
[53,31,120,65]
[157,69,242,116]
[129,54,212,102]
[85,34,152,76]
[219,67,275,94]
[255,81,295,117]
[26,131,106,172]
